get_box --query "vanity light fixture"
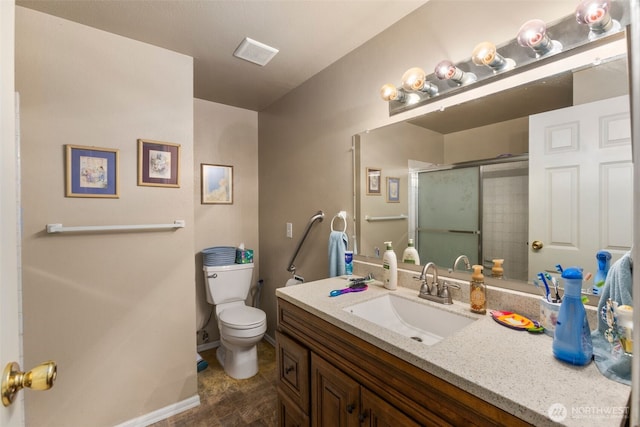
[471,41,515,73]
[434,60,477,86]
[516,19,563,57]
[401,67,439,97]
[379,83,406,103]
[575,0,620,40]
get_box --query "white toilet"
[203,263,266,379]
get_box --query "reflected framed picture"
[387,177,400,203]
[201,163,233,204]
[65,144,119,198]
[366,167,381,195]
[137,139,180,187]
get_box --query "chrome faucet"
[418,262,459,305]
[418,262,439,296]
[449,254,471,273]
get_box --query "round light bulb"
[576,0,610,25]
[516,19,561,57]
[575,0,617,36]
[472,41,497,66]
[380,83,401,102]
[517,19,548,48]
[401,67,427,91]
[472,41,515,72]
[434,60,476,85]
[434,60,456,80]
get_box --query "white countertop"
[276,277,631,426]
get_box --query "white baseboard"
[197,340,220,353]
[197,335,275,352]
[115,395,200,427]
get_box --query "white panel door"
[529,95,632,278]
[1,1,25,424]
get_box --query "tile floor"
[151,340,277,426]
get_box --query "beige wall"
[358,122,443,259]
[444,117,529,164]
[16,8,196,426]
[258,0,577,340]
[193,98,259,345]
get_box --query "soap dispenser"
[553,267,593,365]
[470,265,486,314]
[382,241,398,290]
[592,250,611,295]
[491,259,504,279]
[402,239,420,265]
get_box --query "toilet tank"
[203,263,254,305]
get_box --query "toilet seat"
[219,306,266,330]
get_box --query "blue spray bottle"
[592,250,611,295]
[552,267,592,365]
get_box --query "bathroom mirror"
[354,45,632,294]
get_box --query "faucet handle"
[444,281,461,290]
[440,281,460,304]
[440,286,453,304]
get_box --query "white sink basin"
[344,294,476,345]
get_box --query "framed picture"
[137,139,180,187]
[65,145,119,198]
[366,168,381,195]
[201,163,233,204]
[387,177,400,203]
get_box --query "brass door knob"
[2,361,57,407]
[531,240,544,250]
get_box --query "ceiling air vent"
[233,37,279,66]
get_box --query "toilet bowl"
[203,263,266,379]
[216,304,267,379]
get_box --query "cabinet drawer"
[277,330,310,414]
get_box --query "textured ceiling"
[17,0,427,111]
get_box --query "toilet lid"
[219,306,266,329]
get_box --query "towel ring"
[331,212,347,233]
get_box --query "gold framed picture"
[201,163,233,204]
[137,139,180,187]
[65,144,119,198]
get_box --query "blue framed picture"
[386,177,400,203]
[65,145,119,198]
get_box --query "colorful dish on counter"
[490,310,544,333]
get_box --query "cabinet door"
[311,353,359,427]
[360,387,420,427]
[278,389,310,427]
[277,330,310,414]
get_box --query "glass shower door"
[417,167,480,268]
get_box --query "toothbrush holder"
[539,298,561,337]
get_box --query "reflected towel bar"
[365,214,408,222]
[46,220,186,234]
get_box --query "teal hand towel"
[328,231,348,277]
[596,252,633,335]
[591,251,633,385]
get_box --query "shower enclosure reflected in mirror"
[354,48,632,293]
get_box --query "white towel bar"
[365,214,408,222]
[46,220,185,234]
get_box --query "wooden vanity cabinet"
[277,297,533,427]
[312,352,419,427]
